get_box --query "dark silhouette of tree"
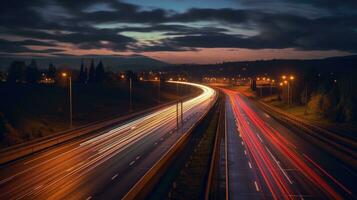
[25,59,40,84]
[88,59,96,83]
[48,62,56,79]
[95,60,105,83]
[78,60,87,84]
[84,67,88,83]
[7,61,26,83]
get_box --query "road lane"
[222,88,356,200]
[0,82,216,200]
[225,96,263,200]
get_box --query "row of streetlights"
[279,75,295,106]
[61,72,185,128]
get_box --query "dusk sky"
[1,0,357,63]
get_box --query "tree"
[7,61,26,83]
[95,60,105,82]
[25,59,40,83]
[48,62,56,79]
[88,59,96,83]
[78,61,87,83]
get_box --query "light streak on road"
[0,82,216,200]
[223,88,353,200]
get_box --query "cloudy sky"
[1,0,356,63]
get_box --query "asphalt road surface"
[0,82,216,200]
[223,88,356,200]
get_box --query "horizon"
[1,1,356,64]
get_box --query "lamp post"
[281,75,295,106]
[129,77,132,111]
[62,72,72,128]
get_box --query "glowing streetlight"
[279,82,283,86]
[282,75,287,80]
[290,76,295,80]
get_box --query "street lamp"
[129,77,132,111]
[62,72,72,128]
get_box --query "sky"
[0,0,356,64]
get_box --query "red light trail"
[223,88,351,200]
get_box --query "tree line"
[5,59,107,84]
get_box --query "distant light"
[284,80,288,84]
[257,77,260,81]
[155,77,158,81]
[272,80,275,83]
[139,77,143,81]
[121,74,125,79]
[334,79,337,83]
[279,82,283,86]
[62,72,67,77]
[169,78,173,81]
[282,75,286,80]
[290,76,295,80]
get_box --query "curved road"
[0,82,216,200]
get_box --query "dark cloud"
[0,0,356,55]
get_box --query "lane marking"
[244,150,247,155]
[254,181,260,191]
[111,174,118,180]
[86,196,92,200]
[248,162,252,169]
[129,161,135,166]
[136,156,141,160]
[34,185,42,190]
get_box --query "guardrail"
[256,100,357,166]
[0,88,201,165]
[122,91,219,200]
[205,95,225,200]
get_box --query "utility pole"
[62,72,72,128]
[181,100,183,128]
[129,77,132,111]
[69,76,72,128]
[176,101,179,131]
[158,79,161,104]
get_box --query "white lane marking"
[256,134,263,142]
[136,156,141,160]
[111,174,118,180]
[248,162,252,169]
[129,161,135,166]
[254,181,260,191]
[244,150,247,155]
[86,196,92,200]
[34,185,42,190]
[265,147,293,184]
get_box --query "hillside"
[0,55,169,72]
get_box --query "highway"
[0,82,216,200]
[222,88,356,200]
